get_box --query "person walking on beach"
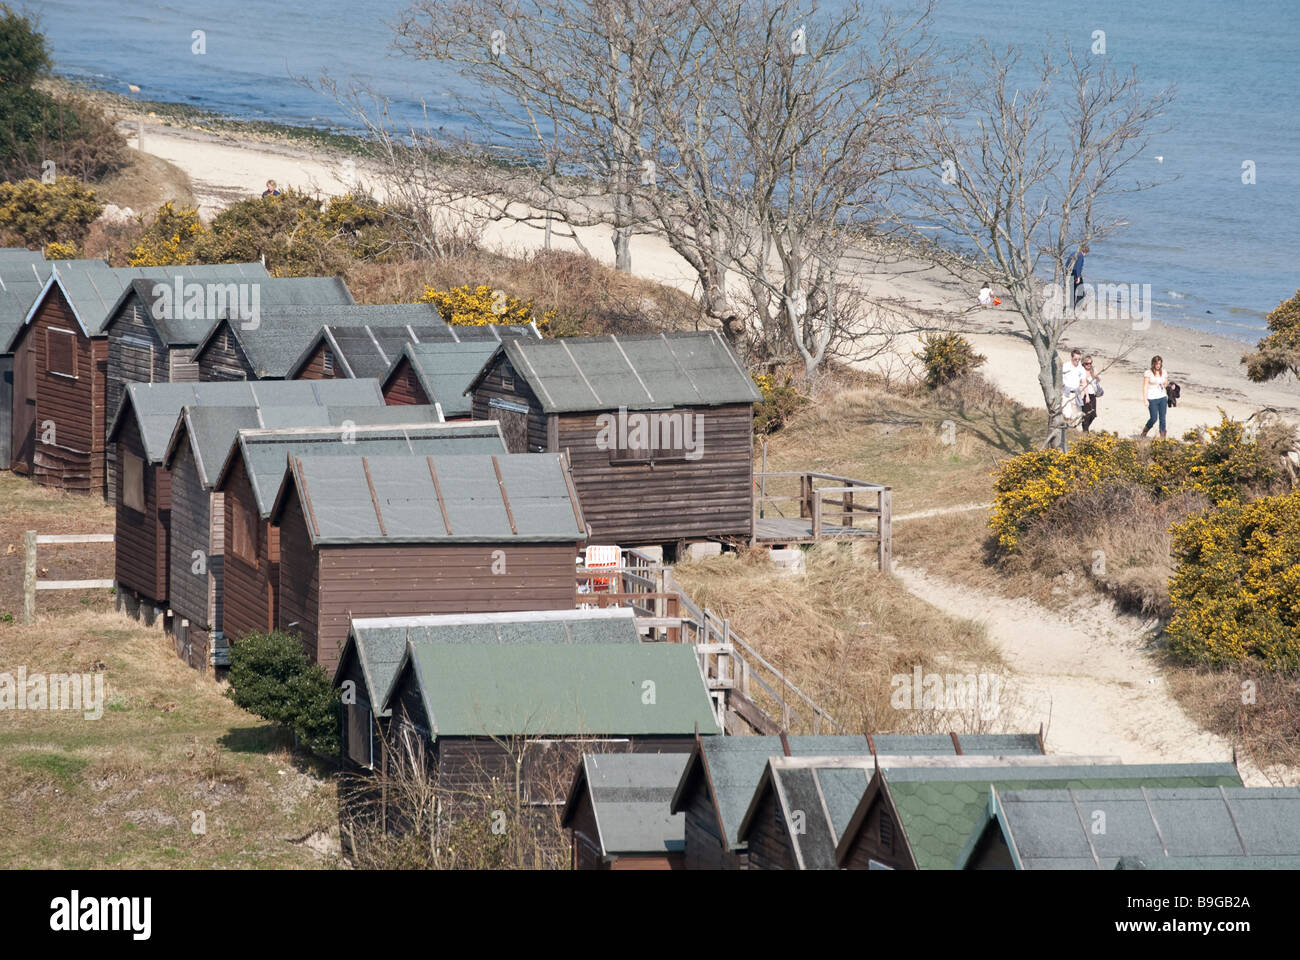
[1061,348,1086,425]
[1140,355,1168,439]
[262,179,281,197]
[1070,244,1089,306]
[1080,355,1101,432]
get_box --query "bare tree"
[906,41,1172,447]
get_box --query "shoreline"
[49,76,1300,431]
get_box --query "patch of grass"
[14,752,89,783]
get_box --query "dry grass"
[345,248,703,336]
[673,543,1015,736]
[1165,662,1300,777]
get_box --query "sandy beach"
[114,113,1300,435]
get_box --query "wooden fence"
[22,530,115,623]
[753,470,892,572]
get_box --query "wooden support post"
[799,474,810,519]
[843,489,854,529]
[879,488,893,573]
[23,530,36,624]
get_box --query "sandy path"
[893,562,1291,786]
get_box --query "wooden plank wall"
[197,322,254,381]
[292,342,338,380]
[471,356,548,453]
[167,438,212,630]
[113,418,170,604]
[220,458,278,641]
[0,355,12,469]
[381,358,427,406]
[740,787,797,870]
[105,297,167,493]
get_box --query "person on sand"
[262,179,281,197]
[1060,348,1086,425]
[978,281,1000,306]
[1141,355,1168,439]
[1070,245,1089,306]
[1080,355,1101,433]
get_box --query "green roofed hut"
[334,607,642,783]
[466,332,762,551]
[290,316,539,383]
[381,638,720,814]
[9,261,270,494]
[383,339,510,419]
[960,784,1300,870]
[835,762,1244,871]
[102,274,353,490]
[214,421,508,661]
[105,377,387,627]
[562,752,692,870]
[669,732,1047,869]
[266,448,585,672]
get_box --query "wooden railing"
[753,470,892,571]
[22,530,115,623]
[575,547,845,735]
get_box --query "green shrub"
[1242,290,1300,383]
[914,332,986,389]
[0,176,101,247]
[752,372,809,435]
[1166,489,1300,669]
[226,631,339,756]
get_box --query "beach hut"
[335,607,642,777]
[466,332,762,549]
[380,637,719,812]
[269,450,587,672]
[0,251,60,470]
[101,273,351,490]
[561,752,691,870]
[214,422,509,656]
[193,303,439,382]
[287,315,538,382]
[959,785,1300,870]
[669,733,1046,869]
[833,762,1243,871]
[382,340,505,418]
[9,261,265,494]
[105,378,387,628]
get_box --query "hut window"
[121,452,145,513]
[231,497,258,565]
[46,328,78,378]
[502,368,515,391]
[322,349,334,375]
[879,809,895,852]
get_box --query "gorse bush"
[225,631,339,756]
[752,372,809,435]
[915,332,986,389]
[419,282,560,334]
[1166,489,1300,669]
[990,415,1292,552]
[0,176,102,247]
[1242,290,1300,383]
[127,201,204,266]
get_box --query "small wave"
[1165,290,1188,299]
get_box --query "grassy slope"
[0,476,336,868]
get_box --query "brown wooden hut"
[382,340,505,418]
[0,250,62,471]
[561,752,691,870]
[269,449,587,673]
[214,422,509,657]
[465,332,762,549]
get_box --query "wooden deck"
[752,471,892,571]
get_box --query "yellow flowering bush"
[127,201,206,266]
[43,240,77,259]
[914,332,987,389]
[419,283,560,334]
[752,372,808,435]
[0,176,101,247]
[1166,489,1300,668]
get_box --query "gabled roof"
[22,261,270,340]
[669,733,1046,853]
[335,608,640,718]
[0,256,102,353]
[967,785,1300,870]
[467,332,763,413]
[165,402,442,487]
[386,640,722,738]
[560,753,691,858]
[219,421,508,517]
[384,340,504,418]
[109,274,352,345]
[861,762,1244,871]
[107,377,386,463]
[273,451,586,544]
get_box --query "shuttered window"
[322,349,334,375]
[46,328,77,378]
[231,496,258,565]
[879,809,895,852]
[122,452,145,513]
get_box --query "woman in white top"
[1141,355,1168,439]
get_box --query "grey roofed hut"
[0,251,60,468]
[382,339,505,417]
[288,315,539,381]
[668,732,1047,869]
[561,752,691,869]
[335,607,641,770]
[961,785,1300,870]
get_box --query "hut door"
[497,409,530,453]
[10,337,36,473]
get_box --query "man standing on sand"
[1070,245,1089,306]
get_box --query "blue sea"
[38,0,1300,342]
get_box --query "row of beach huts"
[3,249,1295,870]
